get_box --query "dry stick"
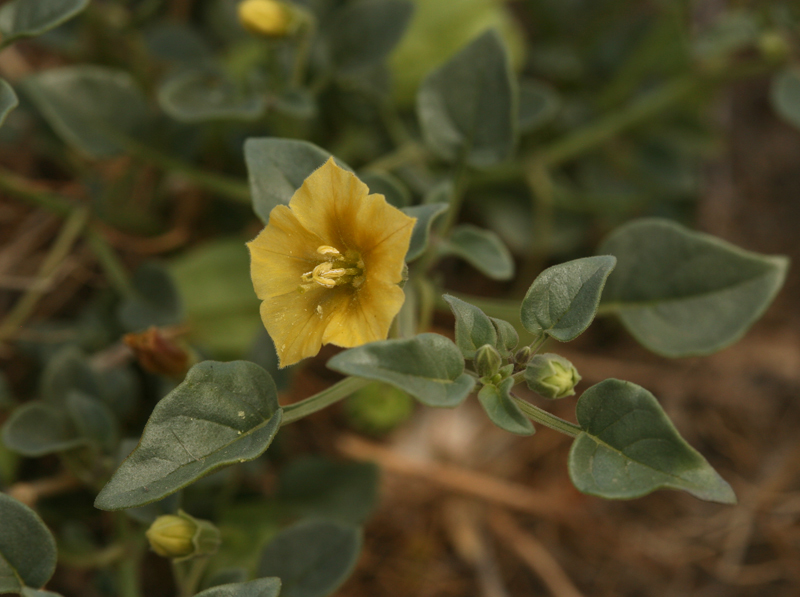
[0,207,88,343]
[7,471,82,507]
[337,434,572,518]
[489,510,585,597]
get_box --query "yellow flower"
[237,0,294,38]
[248,158,416,368]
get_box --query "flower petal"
[247,205,324,299]
[322,280,406,347]
[357,194,415,284]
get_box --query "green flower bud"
[758,31,790,62]
[524,353,581,399]
[514,346,532,366]
[146,511,221,561]
[475,344,503,378]
[237,0,298,38]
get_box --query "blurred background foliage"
[2,0,800,596]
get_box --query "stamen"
[317,245,342,258]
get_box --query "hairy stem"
[281,376,370,425]
[511,394,581,438]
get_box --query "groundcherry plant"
[0,0,797,596]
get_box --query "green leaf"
[0,0,89,46]
[66,391,119,454]
[244,138,351,224]
[0,493,57,593]
[119,262,183,332]
[490,317,518,355]
[599,219,789,357]
[417,29,516,168]
[442,224,515,281]
[327,333,475,408]
[94,361,283,510]
[568,379,736,504]
[194,578,281,597]
[277,458,379,525]
[170,239,261,359]
[0,79,18,127]
[329,0,414,74]
[442,294,497,359]
[21,589,63,597]
[258,520,362,597]
[359,171,410,208]
[40,345,101,403]
[23,66,149,158]
[518,78,559,133]
[521,255,616,341]
[158,69,266,123]
[477,378,534,436]
[402,203,447,262]
[770,67,800,130]
[1,402,84,457]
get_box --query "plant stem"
[115,514,143,597]
[176,557,210,597]
[86,228,135,297]
[511,394,581,438]
[0,207,88,342]
[291,15,317,89]
[280,376,370,425]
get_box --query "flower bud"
[524,353,581,399]
[514,346,532,366]
[146,511,221,560]
[237,0,296,38]
[123,327,191,378]
[475,344,503,378]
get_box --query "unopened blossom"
[248,158,416,367]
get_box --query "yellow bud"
[146,515,195,558]
[145,511,221,560]
[238,0,294,38]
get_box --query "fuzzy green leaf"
[328,333,475,408]
[599,219,789,357]
[477,378,534,436]
[521,255,616,341]
[360,171,410,208]
[0,493,57,593]
[443,294,497,359]
[23,66,149,158]
[442,224,515,281]
[95,361,282,510]
[244,138,351,224]
[569,379,736,503]
[490,317,518,355]
[770,67,800,131]
[0,79,18,127]
[1,402,84,457]
[158,69,266,123]
[417,29,516,168]
[402,203,448,262]
[0,0,88,46]
[194,578,281,597]
[258,521,362,597]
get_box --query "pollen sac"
[524,353,581,399]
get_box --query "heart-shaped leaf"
[0,0,89,46]
[402,203,448,262]
[490,317,518,355]
[569,379,736,503]
[244,138,352,224]
[0,493,57,593]
[258,520,362,597]
[417,29,516,167]
[95,361,282,510]
[1,402,84,457]
[360,171,410,208]
[0,79,18,127]
[194,578,281,597]
[521,255,616,341]
[477,378,534,436]
[443,294,497,359]
[328,333,475,408]
[599,219,789,357]
[442,224,515,281]
[23,66,149,158]
[40,345,101,404]
[158,69,266,123]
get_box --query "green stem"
[85,229,135,297]
[123,139,251,204]
[280,377,370,425]
[439,155,470,237]
[291,15,317,89]
[0,167,74,216]
[176,557,210,597]
[115,514,143,597]
[510,394,581,438]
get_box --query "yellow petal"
[247,205,324,300]
[357,193,415,284]
[288,158,371,249]
[321,280,406,347]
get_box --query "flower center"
[299,245,365,292]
